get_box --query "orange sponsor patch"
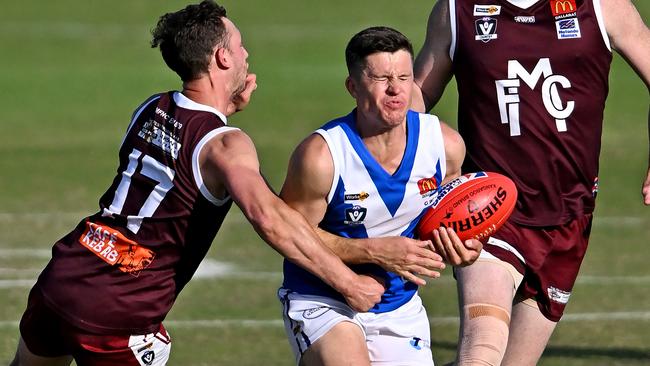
[79,221,155,276]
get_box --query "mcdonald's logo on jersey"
[550,0,577,17]
[418,176,439,196]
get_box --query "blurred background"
[1,1,648,364]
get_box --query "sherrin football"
[417,172,517,242]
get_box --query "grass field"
[1,1,649,365]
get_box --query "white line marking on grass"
[0,249,51,258]
[5,311,648,329]
[0,279,35,289]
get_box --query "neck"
[181,75,231,112]
[356,112,407,174]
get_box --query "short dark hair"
[345,26,414,78]
[151,1,228,81]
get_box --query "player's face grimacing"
[355,50,413,128]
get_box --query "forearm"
[316,228,379,265]
[248,198,357,294]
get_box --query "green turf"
[1,0,649,365]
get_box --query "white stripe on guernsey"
[3,311,650,329]
[592,0,612,52]
[173,92,228,123]
[449,0,457,61]
[314,130,340,204]
[417,113,446,179]
[191,126,240,206]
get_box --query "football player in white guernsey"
[278,27,481,366]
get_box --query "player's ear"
[215,47,231,70]
[345,76,357,99]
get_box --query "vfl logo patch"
[344,205,367,225]
[344,192,370,201]
[417,176,439,197]
[473,4,501,16]
[555,18,581,39]
[141,350,155,366]
[475,17,498,42]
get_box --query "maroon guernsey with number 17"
[35,91,235,334]
[451,0,612,226]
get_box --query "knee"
[456,303,511,366]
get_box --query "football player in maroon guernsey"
[413,0,650,365]
[10,2,385,365]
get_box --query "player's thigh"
[363,293,433,366]
[300,321,370,366]
[11,337,73,366]
[455,254,521,306]
[279,290,365,365]
[501,301,557,366]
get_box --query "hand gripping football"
[417,172,517,242]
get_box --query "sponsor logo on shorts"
[78,221,155,276]
[473,5,501,16]
[409,337,431,350]
[141,350,155,365]
[303,306,330,319]
[344,191,369,201]
[547,286,571,304]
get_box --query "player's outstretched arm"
[413,0,454,112]
[430,122,483,266]
[280,134,446,286]
[199,130,384,311]
[602,0,650,205]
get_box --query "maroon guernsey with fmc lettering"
[35,91,236,334]
[451,0,612,226]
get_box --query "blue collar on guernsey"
[336,109,420,217]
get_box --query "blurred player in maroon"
[413,0,650,365]
[10,1,384,365]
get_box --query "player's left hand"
[227,73,257,115]
[430,227,482,266]
[642,167,650,205]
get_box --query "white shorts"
[278,289,433,365]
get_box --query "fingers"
[432,227,480,266]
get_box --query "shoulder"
[440,121,465,160]
[290,133,333,175]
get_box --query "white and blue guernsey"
[282,109,447,313]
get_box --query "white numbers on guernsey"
[103,148,176,234]
[495,58,574,136]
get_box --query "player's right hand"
[341,274,385,312]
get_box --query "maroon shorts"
[484,214,593,322]
[19,287,171,366]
